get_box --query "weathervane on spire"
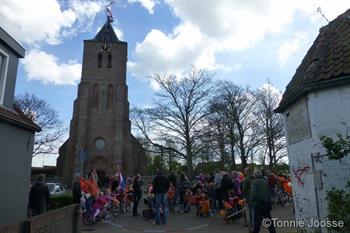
[106,1,114,22]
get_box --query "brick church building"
[57,18,146,185]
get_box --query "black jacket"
[29,182,50,211]
[221,175,233,192]
[152,173,170,194]
[133,179,142,196]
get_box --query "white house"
[275,9,350,233]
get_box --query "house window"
[0,49,9,105]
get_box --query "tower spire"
[91,1,120,43]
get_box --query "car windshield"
[47,184,55,192]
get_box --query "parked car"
[46,183,66,196]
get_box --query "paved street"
[83,206,297,233]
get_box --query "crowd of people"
[27,168,292,233]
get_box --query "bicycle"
[273,188,293,207]
[82,201,114,224]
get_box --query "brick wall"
[0,205,80,233]
[24,205,80,233]
[0,223,21,233]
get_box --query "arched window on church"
[97,53,103,67]
[107,84,113,109]
[107,53,112,68]
[93,83,99,108]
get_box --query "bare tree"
[131,67,213,178]
[254,83,286,169]
[207,100,230,168]
[15,93,67,157]
[211,81,260,168]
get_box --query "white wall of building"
[283,85,350,232]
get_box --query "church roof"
[88,19,120,43]
[275,9,350,113]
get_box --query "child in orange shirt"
[198,193,210,217]
[183,187,192,213]
[192,189,202,216]
[168,182,176,212]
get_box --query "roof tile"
[0,105,41,132]
[276,9,350,112]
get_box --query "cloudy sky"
[1,0,350,166]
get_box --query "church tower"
[57,19,145,185]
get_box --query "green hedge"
[49,194,74,210]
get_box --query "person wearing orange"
[191,189,203,216]
[283,177,292,195]
[83,174,99,215]
[80,177,89,193]
[183,187,192,213]
[167,182,176,212]
[277,174,286,187]
[198,193,210,217]
[278,174,291,194]
[86,174,99,198]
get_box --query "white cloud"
[220,63,243,73]
[128,0,158,14]
[0,0,103,46]
[129,24,211,77]
[114,28,124,40]
[22,49,81,85]
[277,32,308,66]
[260,83,283,96]
[129,0,350,83]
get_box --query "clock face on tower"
[95,138,106,151]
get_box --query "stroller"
[142,194,155,221]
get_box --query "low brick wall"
[0,223,21,233]
[24,204,80,233]
[0,204,81,233]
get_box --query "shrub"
[321,134,350,233]
[326,187,350,232]
[50,194,74,210]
